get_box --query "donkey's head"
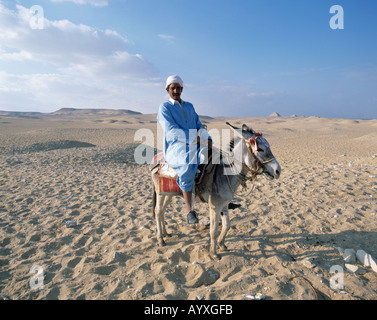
[226,122,281,180]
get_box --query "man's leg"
[182,190,192,213]
[182,190,199,224]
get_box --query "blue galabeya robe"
[157,99,210,192]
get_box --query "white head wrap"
[165,75,183,89]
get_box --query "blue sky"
[0,0,376,118]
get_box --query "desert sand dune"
[0,110,376,300]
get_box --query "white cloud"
[62,50,156,80]
[247,91,276,98]
[1,5,133,67]
[0,70,163,113]
[0,49,33,61]
[0,3,161,112]
[49,0,108,7]
[0,4,156,77]
[158,34,175,44]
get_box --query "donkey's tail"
[152,183,156,220]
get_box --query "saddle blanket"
[159,175,182,195]
[151,153,182,195]
[150,152,214,196]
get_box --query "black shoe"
[187,211,199,224]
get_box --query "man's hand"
[197,137,212,148]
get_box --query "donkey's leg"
[209,205,221,261]
[218,207,231,251]
[155,194,168,247]
[160,195,172,237]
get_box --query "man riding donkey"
[157,75,239,224]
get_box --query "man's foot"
[187,211,199,224]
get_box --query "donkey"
[151,122,281,260]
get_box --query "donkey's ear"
[226,122,241,130]
[249,137,257,153]
[242,124,255,133]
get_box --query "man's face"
[167,83,183,101]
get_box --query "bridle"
[243,133,276,176]
[220,132,276,195]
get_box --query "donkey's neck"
[222,139,252,191]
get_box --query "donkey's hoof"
[219,244,228,251]
[158,240,166,247]
[210,253,221,261]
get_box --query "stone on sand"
[356,250,377,273]
[343,249,356,264]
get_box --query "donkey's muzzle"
[264,160,281,180]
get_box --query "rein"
[213,138,275,197]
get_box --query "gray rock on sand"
[356,250,377,273]
[345,264,366,275]
[343,249,356,263]
[64,220,77,228]
[335,247,344,254]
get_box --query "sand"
[0,110,376,300]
